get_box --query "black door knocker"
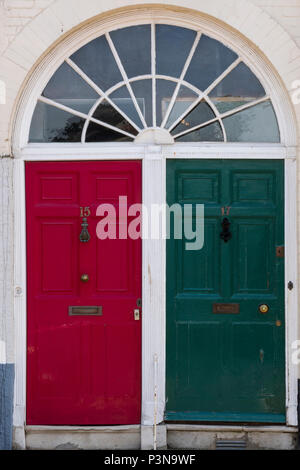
[220,217,232,243]
[79,217,90,242]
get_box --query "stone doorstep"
[24,425,141,450]
[166,424,298,450]
[15,424,298,450]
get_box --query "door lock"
[134,309,140,321]
[259,304,269,314]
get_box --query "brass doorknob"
[259,304,269,314]
[80,274,89,283]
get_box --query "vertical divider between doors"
[142,146,166,425]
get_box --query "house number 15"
[80,207,91,217]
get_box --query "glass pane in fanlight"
[42,62,99,114]
[185,35,238,92]
[156,24,197,78]
[29,102,84,142]
[209,62,266,113]
[156,80,177,126]
[92,100,138,137]
[165,85,198,129]
[175,121,223,142]
[130,80,153,127]
[171,100,216,136]
[110,25,151,79]
[223,100,280,142]
[70,35,123,92]
[85,122,133,142]
[108,86,144,129]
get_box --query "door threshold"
[166,423,297,432]
[25,424,140,431]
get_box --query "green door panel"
[166,159,285,423]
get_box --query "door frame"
[13,142,298,430]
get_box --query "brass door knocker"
[220,217,232,243]
[79,217,90,242]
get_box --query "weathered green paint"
[166,159,285,423]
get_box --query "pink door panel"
[26,161,142,425]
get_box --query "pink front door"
[26,161,142,425]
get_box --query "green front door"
[166,159,285,423]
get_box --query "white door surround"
[11,9,298,439]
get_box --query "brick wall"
[0,0,299,61]
[0,0,54,55]
[251,0,300,48]
[1,0,299,54]
[0,0,298,155]
[0,0,298,156]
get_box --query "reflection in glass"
[42,62,99,114]
[71,35,123,91]
[209,62,266,113]
[86,122,133,142]
[110,25,151,79]
[223,101,280,142]
[166,85,198,128]
[29,102,84,142]
[109,86,144,128]
[30,24,281,144]
[156,25,197,78]
[185,35,237,92]
[92,100,138,136]
[175,121,223,142]
[156,80,177,126]
[131,80,153,127]
[171,101,216,136]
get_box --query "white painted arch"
[2,1,300,153]
[11,4,298,151]
[10,3,299,444]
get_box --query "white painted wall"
[251,0,300,48]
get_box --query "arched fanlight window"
[29,24,280,144]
